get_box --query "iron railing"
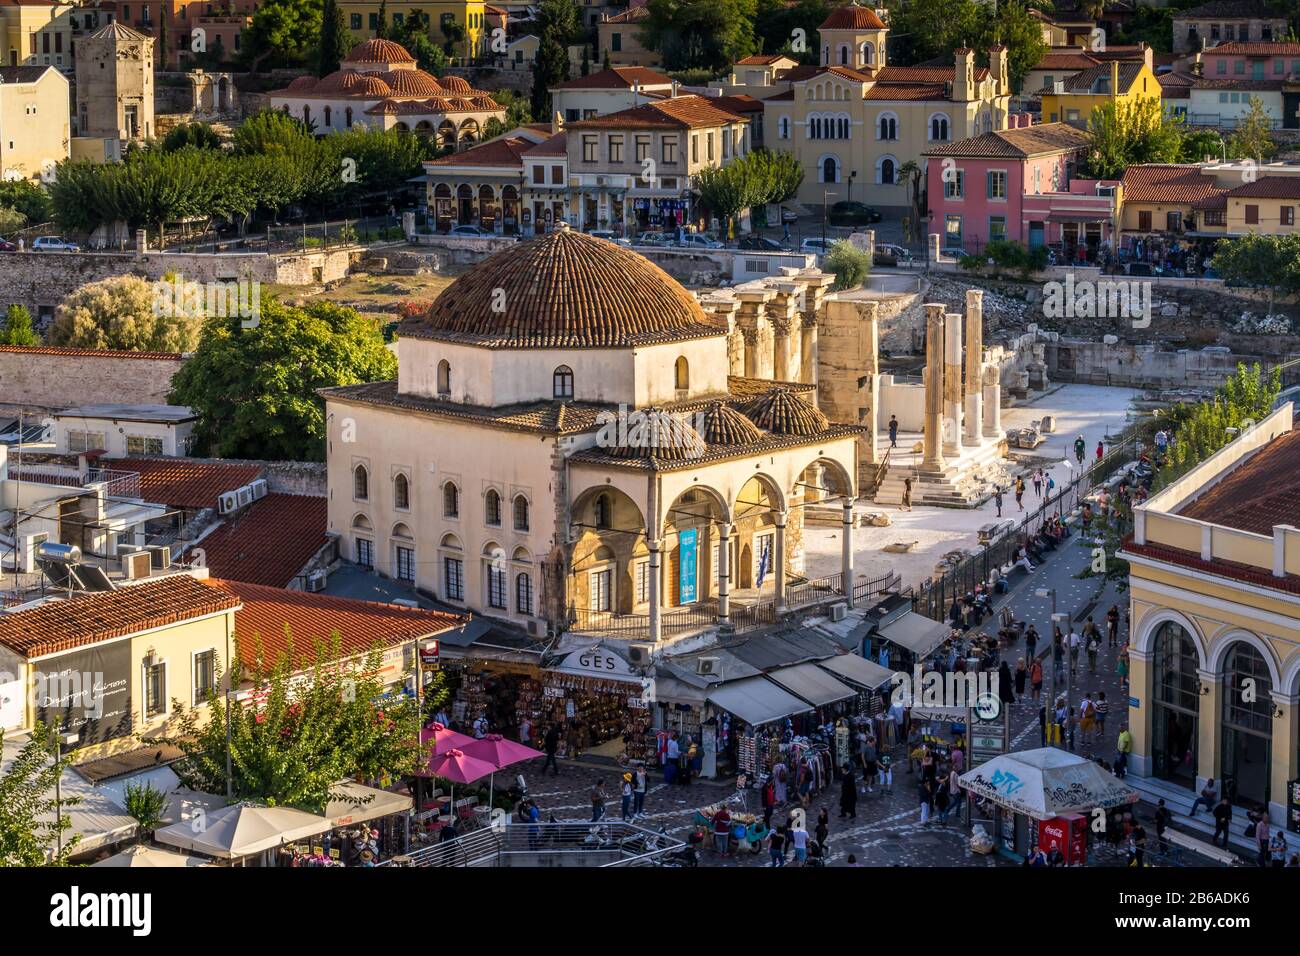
[384,821,683,867]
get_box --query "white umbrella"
[957,747,1138,821]
[153,802,331,860]
[92,844,209,868]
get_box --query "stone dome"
[285,75,317,92]
[382,69,444,96]
[607,410,706,462]
[345,38,417,65]
[398,226,725,349]
[741,387,830,436]
[441,75,473,93]
[353,74,395,96]
[315,69,390,94]
[697,402,763,446]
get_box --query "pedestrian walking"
[1025,624,1039,663]
[1212,797,1232,848]
[542,723,561,775]
[590,780,607,822]
[1033,468,1044,497]
[815,807,830,855]
[519,715,533,747]
[1066,706,1077,752]
[1015,477,1025,511]
[790,820,810,866]
[768,825,787,867]
[633,765,648,817]
[1068,628,1081,677]
[935,773,952,825]
[1106,604,1120,647]
[889,415,898,448]
[999,660,1016,707]
[918,777,933,825]
[879,754,893,794]
[1116,646,1130,691]
[860,735,878,793]
[711,805,732,856]
[1074,434,1086,466]
[1095,691,1108,736]
[1253,812,1270,868]
[1115,725,1133,778]
[663,731,679,785]
[1096,440,1104,463]
[1080,693,1096,745]
[1039,703,1048,747]
[840,764,858,819]
[1086,630,1100,675]
[901,476,913,512]
[1030,658,1043,703]
[620,773,633,821]
[994,486,1003,517]
[1014,658,1027,698]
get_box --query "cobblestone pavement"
[513,523,1130,867]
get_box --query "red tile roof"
[1033,52,1101,71]
[1226,176,1300,200]
[186,494,329,588]
[820,5,887,30]
[1123,540,1300,596]
[105,457,264,509]
[0,575,240,659]
[604,5,649,23]
[1203,41,1300,56]
[565,95,749,130]
[206,578,464,670]
[1120,164,1225,204]
[736,54,795,66]
[864,83,950,101]
[552,66,672,90]
[1178,429,1300,533]
[708,94,765,115]
[0,345,185,360]
[524,131,568,156]
[425,135,534,169]
[924,122,1090,158]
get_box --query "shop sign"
[679,528,698,605]
[419,641,440,667]
[627,696,649,709]
[33,642,133,745]
[543,685,565,698]
[1128,696,1139,709]
[552,649,639,681]
[565,700,575,718]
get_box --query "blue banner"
[679,527,698,605]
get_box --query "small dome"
[315,69,374,93]
[353,74,394,96]
[441,75,472,93]
[383,69,444,96]
[697,402,763,446]
[285,75,317,92]
[607,410,706,463]
[345,38,417,65]
[742,387,829,436]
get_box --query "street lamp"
[1035,588,1071,748]
[821,187,837,252]
[51,729,79,857]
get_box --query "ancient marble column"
[922,303,946,472]
[944,311,963,458]
[982,364,1002,438]
[964,289,984,446]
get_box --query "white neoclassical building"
[320,226,860,641]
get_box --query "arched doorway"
[569,486,648,620]
[1151,621,1200,787]
[501,185,519,234]
[456,183,474,225]
[478,184,498,231]
[821,155,838,184]
[1220,641,1274,809]
[437,120,456,149]
[733,474,783,591]
[433,183,453,232]
[662,486,728,608]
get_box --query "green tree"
[639,0,758,71]
[1180,128,1224,164]
[161,640,437,812]
[0,725,80,866]
[49,275,203,352]
[375,0,388,38]
[1225,95,1278,162]
[400,13,449,73]
[169,298,396,461]
[0,304,39,346]
[243,0,324,70]
[1211,234,1300,307]
[123,782,167,839]
[0,179,52,224]
[897,159,924,243]
[317,0,351,76]
[483,89,534,139]
[162,121,223,152]
[881,0,983,67]
[754,0,827,64]
[531,0,579,120]
[825,239,871,290]
[1085,97,1184,179]
[978,0,1047,93]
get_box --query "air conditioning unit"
[236,485,254,508]
[122,550,152,579]
[696,656,720,677]
[218,491,239,515]
[829,602,848,622]
[248,479,269,500]
[144,544,171,570]
[305,570,328,592]
[596,176,607,186]
[627,643,654,666]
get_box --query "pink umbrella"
[463,734,546,808]
[420,722,475,759]
[425,748,498,830]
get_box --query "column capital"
[647,538,663,552]
[773,509,788,527]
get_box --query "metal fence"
[385,821,683,867]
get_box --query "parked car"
[634,231,673,246]
[800,237,833,256]
[0,237,15,252]
[827,201,882,226]
[448,224,495,238]
[588,229,631,246]
[31,236,80,252]
[873,242,913,266]
[737,234,790,252]
[940,246,966,260]
[678,233,724,249]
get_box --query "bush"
[49,275,203,352]
[959,254,984,272]
[825,239,871,291]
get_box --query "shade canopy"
[707,675,809,727]
[462,734,544,771]
[815,653,896,690]
[154,802,332,860]
[876,612,949,657]
[765,662,856,707]
[92,845,209,868]
[426,748,497,785]
[322,781,413,828]
[958,748,1139,821]
[420,722,476,757]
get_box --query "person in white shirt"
[1013,546,1035,573]
[519,717,533,746]
[664,732,680,785]
[472,713,488,738]
[789,823,810,866]
[1068,630,1082,677]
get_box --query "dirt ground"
[268,272,456,324]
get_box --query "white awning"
[707,675,810,727]
[958,748,1139,821]
[155,802,332,860]
[877,612,949,657]
[323,781,413,829]
[766,662,856,707]
[816,653,896,690]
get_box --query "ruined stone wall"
[0,347,186,412]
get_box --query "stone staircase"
[874,440,1013,508]
[1126,774,1298,861]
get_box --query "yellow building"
[1038,60,1160,126]
[597,4,660,68]
[0,0,76,71]
[1222,176,1300,235]
[337,0,488,59]
[0,62,68,181]
[1122,403,1300,829]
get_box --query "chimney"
[1110,60,1119,98]
[671,79,680,98]
[553,109,564,132]
[953,47,974,101]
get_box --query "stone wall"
[1045,338,1264,390]
[0,346,187,413]
[264,460,328,496]
[0,249,355,320]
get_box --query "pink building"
[1200,41,1300,82]
[924,121,1118,261]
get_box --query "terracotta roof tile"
[104,457,264,509]
[863,83,950,101]
[1203,41,1300,56]
[397,228,726,348]
[741,386,829,436]
[1227,176,1300,199]
[604,5,649,23]
[1033,52,1101,71]
[0,575,240,659]
[1123,539,1300,596]
[709,94,765,115]
[1037,61,1146,95]
[924,122,1090,158]
[206,579,464,670]
[820,4,887,30]
[1119,164,1225,204]
[565,95,749,130]
[737,55,795,66]
[184,494,328,588]
[1178,429,1300,533]
[0,345,184,360]
[524,131,568,156]
[553,66,672,90]
[344,38,417,65]
[425,135,533,169]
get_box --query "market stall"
[92,845,210,868]
[869,611,949,672]
[817,653,901,743]
[445,658,544,739]
[540,647,654,763]
[958,748,1139,862]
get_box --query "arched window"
[930,113,950,141]
[878,113,898,140]
[553,365,574,400]
[808,115,819,140]
[838,44,848,65]
[485,488,501,526]
[393,473,409,510]
[324,105,332,128]
[443,481,460,518]
[594,493,611,530]
[878,156,896,185]
[513,495,529,532]
[436,359,451,397]
[1152,621,1199,785]
[353,464,369,500]
[838,116,850,139]
[515,572,533,615]
[778,116,790,140]
[820,155,839,184]
[302,104,311,125]
[860,41,874,65]
[1220,641,1274,807]
[674,356,689,390]
[345,106,353,128]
